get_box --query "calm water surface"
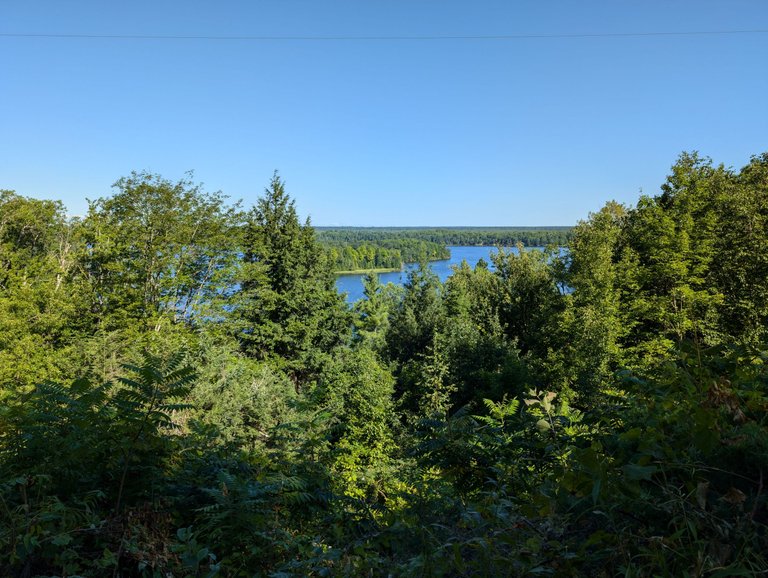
[336,245,526,303]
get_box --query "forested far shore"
[316,225,573,247]
[1,152,768,576]
[317,227,571,272]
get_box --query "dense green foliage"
[1,154,768,576]
[233,173,350,382]
[323,238,449,272]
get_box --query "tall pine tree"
[235,173,350,384]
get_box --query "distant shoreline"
[316,226,573,230]
[335,267,402,276]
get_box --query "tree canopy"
[1,154,768,576]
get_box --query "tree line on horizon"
[317,226,573,249]
[1,152,767,576]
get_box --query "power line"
[0,29,767,41]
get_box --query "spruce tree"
[235,173,350,383]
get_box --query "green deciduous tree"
[78,171,241,334]
[712,153,768,343]
[613,154,727,367]
[315,347,397,499]
[563,201,627,400]
[491,245,564,358]
[441,260,527,408]
[0,191,77,392]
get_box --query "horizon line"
[313,224,575,228]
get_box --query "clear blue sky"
[1,1,766,225]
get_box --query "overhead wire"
[0,29,767,41]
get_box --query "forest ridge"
[1,152,767,576]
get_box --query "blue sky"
[1,1,766,225]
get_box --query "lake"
[335,245,525,302]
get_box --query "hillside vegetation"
[1,153,767,576]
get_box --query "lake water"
[335,245,524,302]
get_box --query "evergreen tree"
[235,173,350,383]
[352,273,393,352]
[385,264,445,365]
